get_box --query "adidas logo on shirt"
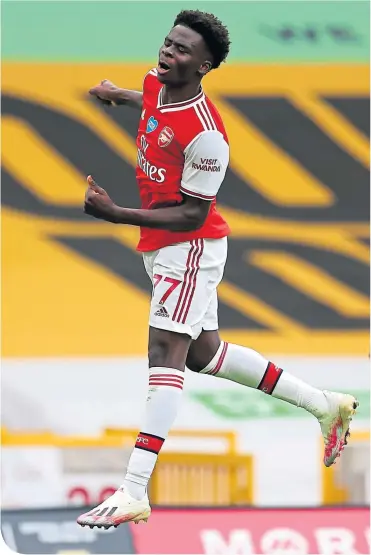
[154,306,169,318]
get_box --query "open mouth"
[157,61,171,75]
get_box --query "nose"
[162,46,174,58]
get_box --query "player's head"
[157,10,230,86]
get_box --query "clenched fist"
[84,175,119,223]
[89,80,122,106]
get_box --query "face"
[157,25,212,86]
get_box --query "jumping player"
[77,10,358,529]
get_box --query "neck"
[162,82,202,105]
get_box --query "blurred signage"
[132,507,370,554]
[260,24,362,45]
[2,506,369,554]
[1,507,134,554]
[191,388,370,420]
[2,2,369,62]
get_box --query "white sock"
[200,342,328,418]
[122,367,184,500]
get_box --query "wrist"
[111,204,125,223]
[114,89,130,105]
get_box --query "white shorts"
[143,237,228,340]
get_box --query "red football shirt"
[135,68,231,252]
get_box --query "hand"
[84,176,118,223]
[89,80,120,106]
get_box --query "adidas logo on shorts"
[154,306,169,318]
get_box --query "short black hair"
[173,10,230,69]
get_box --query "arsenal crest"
[158,126,174,148]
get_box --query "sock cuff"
[257,361,283,395]
[149,367,184,390]
[199,341,229,376]
[135,432,165,455]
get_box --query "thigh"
[148,326,192,371]
[149,238,227,340]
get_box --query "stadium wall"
[1,506,369,554]
[3,1,369,358]
[2,63,369,358]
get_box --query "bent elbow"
[182,210,206,231]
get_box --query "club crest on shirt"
[158,126,174,148]
[146,116,158,133]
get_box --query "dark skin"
[86,24,222,372]
[84,176,210,232]
[88,26,213,108]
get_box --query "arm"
[113,130,229,230]
[89,80,143,110]
[84,177,210,230]
[84,130,229,229]
[112,195,210,231]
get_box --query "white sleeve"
[180,130,229,200]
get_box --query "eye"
[178,46,186,53]
[164,38,171,47]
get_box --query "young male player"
[77,10,358,529]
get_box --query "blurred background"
[1,0,370,553]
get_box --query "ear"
[198,61,212,76]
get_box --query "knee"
[148,328,191,370]
[186,350,212,373]
[186,333,222,372]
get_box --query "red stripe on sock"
[149,377,183,384]
[149,374,184,388]
[135,432,164,454]
[149,374,184,383]
[148,381,183,390]
[257,362,283,395]
[149,378,184,385]
[208,342,229,375]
